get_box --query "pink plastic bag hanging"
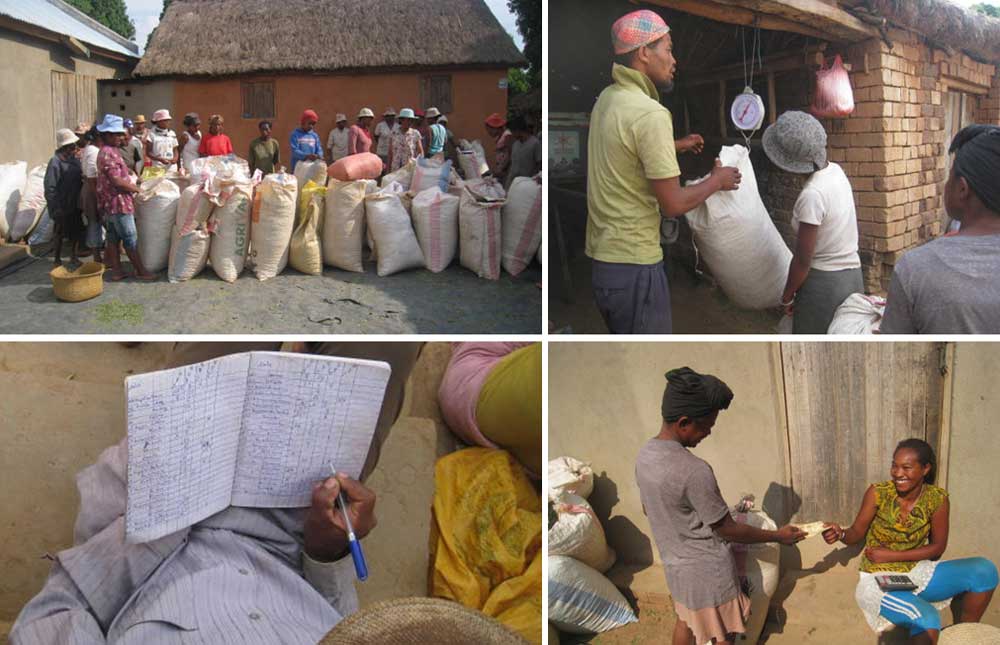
[810,54,855,118]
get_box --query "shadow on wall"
[590,471,654,592]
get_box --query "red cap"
[301,109,319,125]
[484,113,507,128]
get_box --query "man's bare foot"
[109,271,129,282]
[134,272,157,282]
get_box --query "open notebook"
[124,351,391,543]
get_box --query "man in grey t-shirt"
[882,125,1000,334]
[635,367,805,645]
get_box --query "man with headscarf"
[587,10,739,334]
[291,109,323,171]
[881,125,1000,334]
[636,367,805,645]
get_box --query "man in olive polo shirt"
[587,10,742,334]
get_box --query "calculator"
[875,574,918,591]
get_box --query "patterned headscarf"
[612,10,670,56]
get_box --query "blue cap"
[96,114,126,134]
[123,118,134,129]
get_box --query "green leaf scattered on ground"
[94,300,144,327]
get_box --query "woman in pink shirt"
[349,108,375,155]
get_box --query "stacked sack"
[547,456,638,636]
[7,164,46,242]
[289,180,326,275]
[0,161,27,240]
[459,178,506,280]
[250,170,298,281]
[135,175,181,273]
[728,497,781,645]
[828,293,886,334]
[456,139,490,180]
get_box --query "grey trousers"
[793,267,864,334]
[163,341,423,480]
[592,259,672,334]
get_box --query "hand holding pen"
[303,468,376,574]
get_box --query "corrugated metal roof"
[0,0,139,59]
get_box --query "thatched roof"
[842,0,1000,62]
[135,0,526,78]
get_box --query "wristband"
[780,296,795,307]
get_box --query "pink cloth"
[96,145,135,216]
[348,125,372,154]
[437,342,530,449]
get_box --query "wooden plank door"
[781,343,946,525]
[52,72,98,132]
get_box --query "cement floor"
[0,249,542,334]
[548,250,781,335]
[0,342,459,638]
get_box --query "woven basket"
[939,623,1000,644]
[319,597,529,645]
[50,262,105,302]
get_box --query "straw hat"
[336,113,348,123]
[438,115,449,124]
[383,107,397,116]
[358,107,375,119]
[151,109,172,122]
[398,108,416,120]
[762,111,828,174]
[425,107,441,118]
[56,128,79,148]
[318,597,529,645]
[133,114,147,125]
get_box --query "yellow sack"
[140,166,166,182]
[289,180,326,275]
[476,343,543,477]
[429,448,542,644]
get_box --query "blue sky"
[125,0,523,52]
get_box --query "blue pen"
[329,464,368,581]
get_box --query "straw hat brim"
[939,622,1000,644]
[319,597,530,645]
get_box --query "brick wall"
[821,33,997,293]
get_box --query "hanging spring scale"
[731,22,766,146]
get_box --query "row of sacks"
[1,161,51,245]
[136,154,543,283]
[547,457,639,637]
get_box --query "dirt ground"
[0,342,466,639]
[0,247,542,334]
[548,248,781,335]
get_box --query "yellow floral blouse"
[860,481,947,573]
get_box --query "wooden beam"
[712,0,879,42]
[719,80,728,137]
[678,44,827,86]
[637,0,832,40]
[767,72,777,125]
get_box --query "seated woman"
[822,439,998,644]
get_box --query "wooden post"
[719,80,728,137]
[768,72,777,125]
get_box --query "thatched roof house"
[103,0,525,180]
[135,0,526,78]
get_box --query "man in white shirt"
[326,114,350,163]
[374,108,397,169]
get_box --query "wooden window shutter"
[241,81,275,119]
[420,75,453,113]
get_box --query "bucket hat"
[56,128,79,148]
[358,107,375,118]
[762,111,828,174]
[96,114,126,134]
[398,108,416,119]
[151,109,172,122]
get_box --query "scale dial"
[731,87,766,132]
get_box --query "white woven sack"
[209,181,252,282]
[381,159,415,190]
[411,187,459,273]
[365,190,424,276]
[548,493,616,572]
[549,556,637,634]
[827,293,886,334]
[548,456,595,501]
[0,160,27,239]
[722,507,780,645]
[167,224,210,283]
[411,158,452,194]
[293,159,328,192]
[251,172,297,281]
[323,179,374,272]
[135,176,180,272]
[685,145,791,309]
[459,180,504,280]
[9,165,46,241]
[501,177,543,276]
[175,183,216,237]
[27,209,53,245]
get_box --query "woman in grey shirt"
[636,367,805,645]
